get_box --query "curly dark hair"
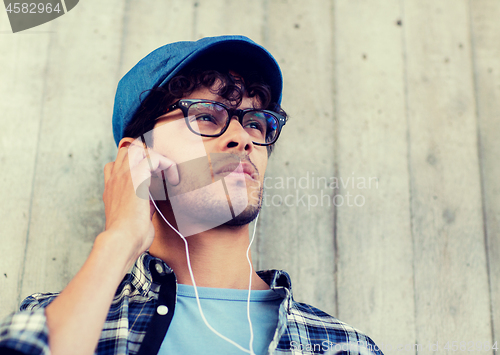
[123,66,287,156]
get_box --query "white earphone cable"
[149,192,257,355]
[246,212,259,355]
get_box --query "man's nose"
[222,116,253,152]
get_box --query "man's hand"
[102,138,179,264]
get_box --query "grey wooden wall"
[1,0,498,353]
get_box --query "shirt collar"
[130,252,173,296]
[130,252,293,304]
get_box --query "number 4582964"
[5,3,62,14]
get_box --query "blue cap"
[112,35,283,146]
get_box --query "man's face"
[146,85,268,234]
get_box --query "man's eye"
[245,121,264,132]
[195,114,217,123]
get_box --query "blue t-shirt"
[158,284,282,355]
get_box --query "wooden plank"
[193,0,265,40]
[0,21,51,319]
[470,0,500,345]
[259,0,336,315]
[334,0,415,351]
[19,0,126,299]
[118,0,196,79]
[404,0,492,349]
[120,0,265,72]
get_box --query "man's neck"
[148,212,269,290]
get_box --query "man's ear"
[118,137,138,150]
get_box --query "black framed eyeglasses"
[158,99,286,146]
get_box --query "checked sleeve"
[0,293,58,355]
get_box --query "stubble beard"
[166,174,263,231]
[223,183,263,226]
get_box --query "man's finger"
[147,149,179,186]
[127,140,148,169]
[129,157,167,200]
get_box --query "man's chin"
[223,204,261,227]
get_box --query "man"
[0,35,382,355]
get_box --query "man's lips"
[215,161,258,181]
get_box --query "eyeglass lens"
[186,102,279,144]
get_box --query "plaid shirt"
[0,253,383,355]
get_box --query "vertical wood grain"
[259,0,337,315]
[19,0,126,300]
[470,0,500,345]
[404,0,492,348]
[334,0,415,351]
[117,0,196,80]
[193,0,265,41]
[0,21,51,319]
